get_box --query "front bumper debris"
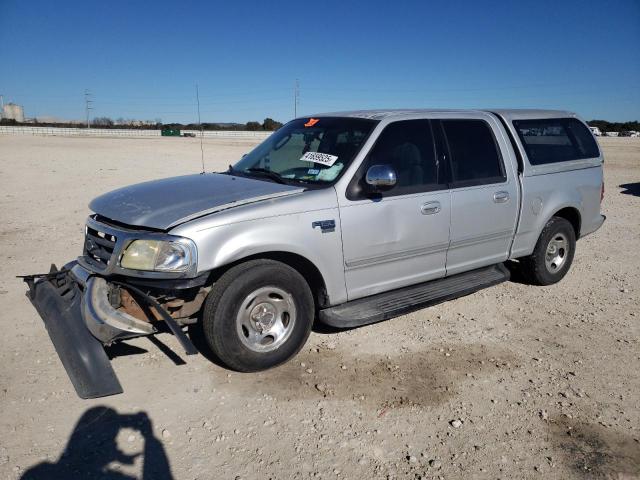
[21,262,197,399]
[83,276,156,343]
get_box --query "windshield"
[231,117,377,185]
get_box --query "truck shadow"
[619,182,640,197]
[106,325,187,366]
[187,322,228,368]
[503,260,531,285]
[20,406,174,480]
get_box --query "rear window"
[513,118,600,165]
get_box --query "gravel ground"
[0,134,638,480]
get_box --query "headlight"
[119,239,196,273]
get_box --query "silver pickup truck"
[24,109,605,398]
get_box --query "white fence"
[0,125,272,139]
[179,130,271,139]
[0,126,161,137]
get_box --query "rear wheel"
[520,216,576,285]
[201,259,314,372]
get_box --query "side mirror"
[365,164,397,190]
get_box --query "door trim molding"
[449,229,514,250]
[345,242,449,270]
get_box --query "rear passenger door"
[438,117,519,275]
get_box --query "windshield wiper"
[245,167,287,184]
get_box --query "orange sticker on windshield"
[304,118,319,127]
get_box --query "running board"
[319,264,510,328]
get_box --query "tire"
[201,259,314,372]
[520,216,576,286]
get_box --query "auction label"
[300,151,338,167]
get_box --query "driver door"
[339,119,451,301]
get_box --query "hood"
[89,173,304,230]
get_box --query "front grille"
[84,225,117,268]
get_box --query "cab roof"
[307,108,577,121]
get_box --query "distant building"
[605,131,619,137]
[2,103,25,122]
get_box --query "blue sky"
[1,0,638,123]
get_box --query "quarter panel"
[510,166,603,258]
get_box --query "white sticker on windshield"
[299,151,338,167]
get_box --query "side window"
[441,119,506,186]
[513,118,600,165]
[348,119,443,199]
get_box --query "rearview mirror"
[365,164,397,190]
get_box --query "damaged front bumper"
[22,261,196,399]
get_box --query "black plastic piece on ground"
[25,267,123,399]
[319,263,510,328]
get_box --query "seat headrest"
[393,142,421,166]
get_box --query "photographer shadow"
[21,406,173,480]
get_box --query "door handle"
[421,201,441,215]
[493,191,510,203]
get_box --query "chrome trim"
[79,216,198,279]
[420,201,441,215]
[366,165,397,188]
[493,191,510,203]
[345,242,449,270]
[82,276,156,344]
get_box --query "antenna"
[294,79,300,118]
[84,90,93,129]
[196,83,205,174]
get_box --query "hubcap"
[236,286,296,353]
[545,232,569,273]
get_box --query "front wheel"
[201,259,314,372]
[520,216,576,286]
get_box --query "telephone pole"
[196,83,205,174]
[294,79,300,118]
[84,90,93,128]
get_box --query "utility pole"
[294,79,299,118]
[84,90,93,128]
[196,83,205,174]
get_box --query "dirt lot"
[0,134,638,480]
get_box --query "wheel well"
[553,207,581,238]
[208,252,329,309]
